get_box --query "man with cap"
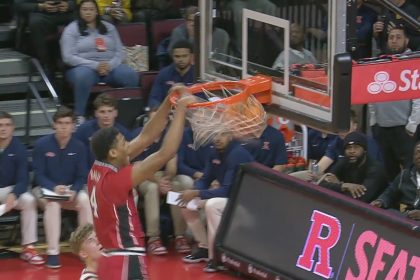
[318,132,387,203]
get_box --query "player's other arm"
[130,91,194,186]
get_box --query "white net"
[186,89,267,149]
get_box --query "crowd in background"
[0,0,419,277]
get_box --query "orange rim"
[169,75,272,108]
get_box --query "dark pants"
[372,125,414,182]
[28,12,74,67]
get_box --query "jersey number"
[90,187,99,218]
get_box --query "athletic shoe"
[182,248,209,263]
[20,247,44,265]
[46,254,61,269]
[147,238,168,255]
[175,236,191,254]
[203,259,227,273]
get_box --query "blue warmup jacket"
[75,119,131,166]
[307,128,338,161]
[130,126,165,161]
[147,64,194,109]
[177,128,212,177]
[242,125,287,168]
[195,141,254,199]
[0,137,29,198]
[33,134,88,193]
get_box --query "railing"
[377,0,420,32]
[24,58,60,143]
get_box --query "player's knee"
[76,191,90,205]
[18,192,36,208]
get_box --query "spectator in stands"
[177,127,212,183]
[131,112,193,255]
[242,124,288,172]
[0,111,44,266]
[318,132,387,203]
[69,223,102,280]
[96,0,132,24]
[371,141,420,221]
[372,0,420,52]
[75,93,131,167]
[307,128,338,162]
[60,0,138,121]
[177,131,254,263]
[354,0,377,59]
[272,23,318,70]
[369,26,420,181]
[15,0,75,75]
[33,106,93,268]
[167,6,230,62]
[306,0,328,43]
[147,40,194,109]
[131,0,180,23]
[167,6,198,52]
[226,0,276,49]
[317,110,383,174]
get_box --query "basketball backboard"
[197,0,352,133]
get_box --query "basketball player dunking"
[87,87,194,279]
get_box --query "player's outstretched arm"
[128,95,172,160]
[130,89,195,186]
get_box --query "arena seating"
[150,18,184,69]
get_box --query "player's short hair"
[171,40,193,54]
[93,93,118,110]
[53,106,75,122]
[0,111,13,122]
[91,127,120,161]
[69,223,94,255]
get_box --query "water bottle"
[310,162,319,183]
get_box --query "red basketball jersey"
[87,161,145,249]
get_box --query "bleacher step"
[0,49,46,95]
[0,98,56,137]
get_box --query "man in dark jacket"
[319,132,387,203]
[371,141,420,220]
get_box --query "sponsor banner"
[351,57,420,104]
[216,163,420,280]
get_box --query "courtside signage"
[351,57,420,104]
[216,164,420,280]
[297,210,419,280]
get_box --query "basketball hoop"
[170,75,273,148]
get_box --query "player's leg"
[97,255,149,280]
